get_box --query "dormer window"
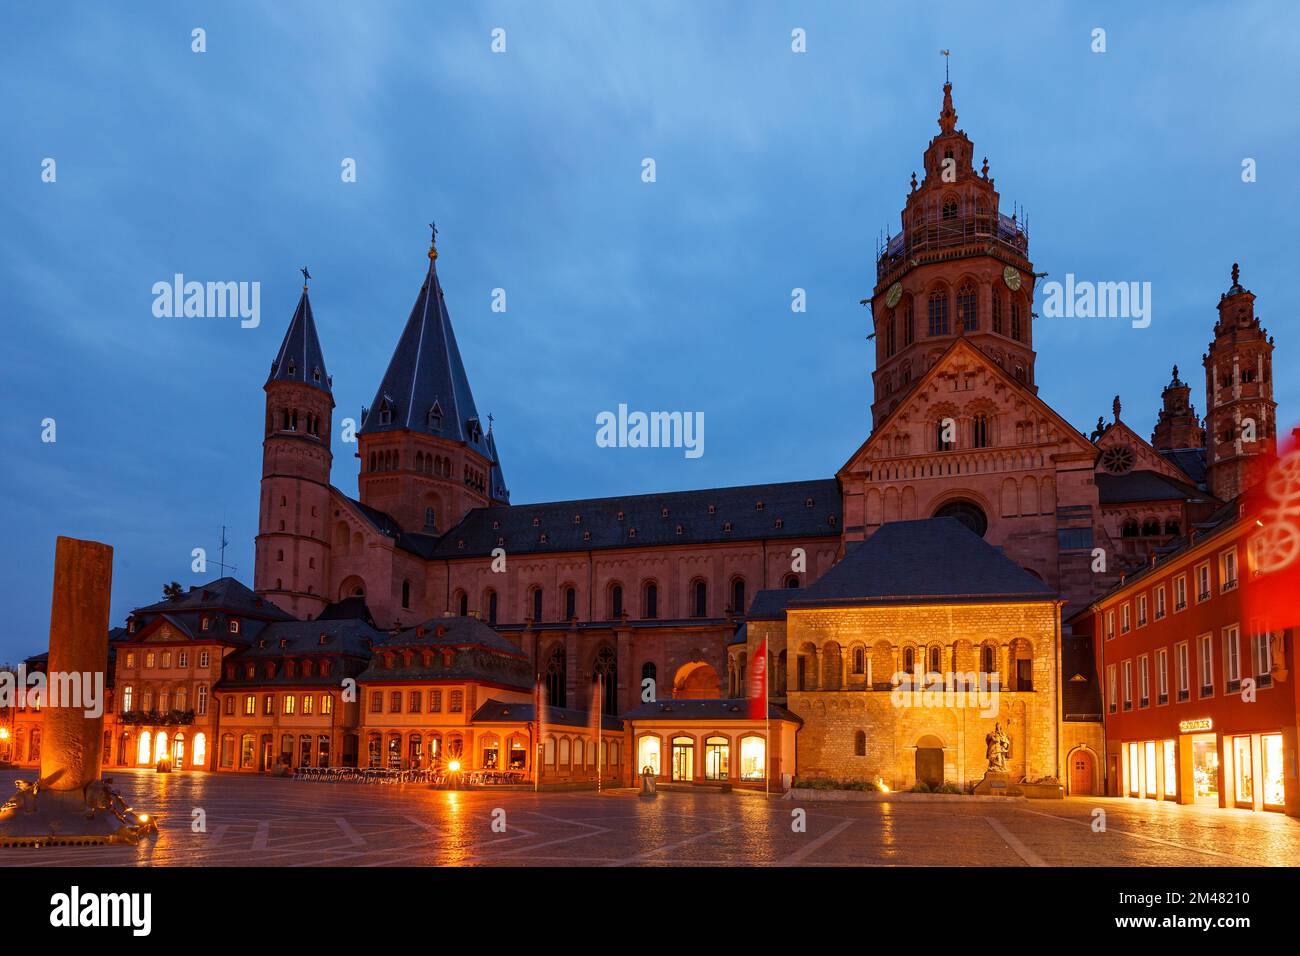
[287,360,296,376]
[775,518,784,529]
[707,504,716,515]
[675,524,684,535]
[318,633,328,645]
[457,539,465,550]
[200,617,210,632]
[427,402,443,429]
[804,497,814,508]
[229,620,240,634]
[532,516,541,527]
[828,515,837,526]
[661,507,669,518]
[583,531,591,541]
[492,519,500,530]
[312,367,321,383]
[628,527,637,538]
[279,638,288,649]
[497,536,505,546]
[723,522,733,533]
[257,639,266,649]
[755,502,764,512]
[573,514,582,524]
[378,400,394,425]
[539,532,548,544]
[616,511,625,521]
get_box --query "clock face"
[1002,266,1022,291]
[885,282,903,308]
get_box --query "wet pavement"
[1,769,1296,867]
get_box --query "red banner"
[747,638,767,719]
[1244,427,1300,631]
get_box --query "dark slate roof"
[267,289,331,394]
[472,698,623,731]
[357,616,531,688]
[231,620,381,658]
[1095,469,1204,504]
[428,478,841,558]
[358,256,492,465]
[132,577,293,621]
[746,588,797,621]
[621,698,802,723]
[790,518,1057,606]
[1061,634,1101,720]
[486,427,509,504]
[315,596,377,626]
[1160,448,1208,485]
[339,494,441,560]
[728,623,747,646]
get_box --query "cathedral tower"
[1150,365,1204,452]
[870,81,1038,428]
[1203,263,1276,501]
[357,228,508,536]
[254,273,334,618]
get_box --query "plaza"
[1,769,1296,867]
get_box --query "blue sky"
[1,1,1297,661]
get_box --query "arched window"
[903,297,915,346]
[936,418,955,451]
[564,586,577,621]
[853,730,867,757]
[485,589,498,624]
[593,646,617,715]
[928,290,950,336]
[852,646,866,674]
[643,582,658,619]
[956,283,978,332]
[1010,299,1022,341]
[609,583,623,619]
[401,580,411,610]
[457,590,468,616]
[784,574,800,589]
[424,506,437,531]
[641,661,657,691]
[992,292,1004,334]
[980,645,995,675]
[903,646,915,672]
[886,309,897,357]
[545,645,566,709]
[730,578,746,615]
[1164,519,1180,536]
[972,414,991,448]
[1141,518,1161,537]
[691,580,707,618]
[942,196,958,220]
[704,736,730,780]
[531,586,544,622]
[928,646,942,673]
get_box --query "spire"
[938,81,957,134]
[485,424,510,504]
[267,277,331,393]
[359,226,491,460]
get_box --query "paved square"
[2,770,1297,867]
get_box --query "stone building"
[5,81,1284,798]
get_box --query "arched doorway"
[672,660,721,698]
[933,499,988,537]
[915,734,945,787]
[1069,749,1095,795]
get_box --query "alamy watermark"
[0,664,104,718]
[151,274,260,328]
[1039,274,1151,328]
[595,404,704,459]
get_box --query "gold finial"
[428,221,439,262]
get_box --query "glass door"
[671,737,694,781]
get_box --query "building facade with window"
[1089,500,1296,815]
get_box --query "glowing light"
[448,760,461,772]
[876,777,890,793]
[137,813,149,822]
[0,727,9,740]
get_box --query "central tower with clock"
[869,82,1039,429]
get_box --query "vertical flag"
[747,638,768,720]
[1244,426,1300,639]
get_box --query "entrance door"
[260,735,274,772]
[1070,750,1094,795]
[915,748,944,787]
[671,737,694,781]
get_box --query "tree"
[162,581,184,601]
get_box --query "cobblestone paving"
[1,770,1297,867]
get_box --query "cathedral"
[4,81,1280,795]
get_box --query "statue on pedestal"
[985,722,1011,773]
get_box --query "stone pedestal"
[973,770,1015,796]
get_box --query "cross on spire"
[428,220,439,261]
[300,266,311,290]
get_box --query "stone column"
[41,537,113,791]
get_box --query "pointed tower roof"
[486,422,509,504]
[267,271,331,394]
[359,227,492,461]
